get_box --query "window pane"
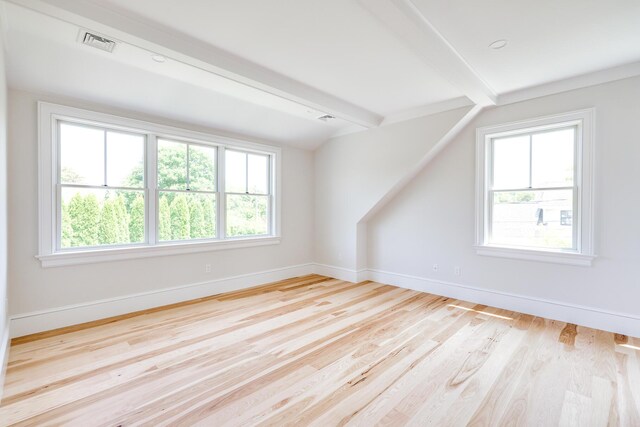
[492,135,530,190]
[107,131,145,188]
[60,123,104,185]
[158,192,216,241]
[248,153,269,194]
[189,144,216,191]
[157,139,187,190]
[490,189,573,250]
[226,194,268,237]
[61,187,144,248]
[226,150,247,193]
[531,128,574,188]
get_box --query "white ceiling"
[411,0,640,94]
[89,0,463,117]
[3,2,363,149]
[2,0,640,149]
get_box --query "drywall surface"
[7,89,314,317]
[368,76,640,319]
[314,106,472,270]
[0,29,9,397]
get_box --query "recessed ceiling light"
[489,39,508,50]
[151,54,166,63]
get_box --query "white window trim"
[37,101,282,268]
[475,108,596,266]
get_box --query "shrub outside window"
[38,102,281,267]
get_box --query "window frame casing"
[154,137,220,244]
[223,149,273,238]
[38,102,281,267]
[56,120,149,251]
[475,109,596,266]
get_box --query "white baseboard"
[9,263,314,338]
[9,262,638,340]
[311,263,367,283]
[0,323,9,403]
[367,268,640,338]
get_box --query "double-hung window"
[59,122,146,248]
[38,102,280,267]
[475,109,595,266]
[156,139,218,242]
[225,150,271,237]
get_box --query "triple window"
[40,102,278,262]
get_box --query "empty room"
[0,0,639,425]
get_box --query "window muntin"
[156,139,218,242]
[58,122,146,249]
[189,144,217,192]
[60,123,105,186]
[106,131,145,188]
[51,115,276,254]
[488,125,577,251]
[39,103,281,266]
[225,150,271,237]
[248,153,270,194]
[531,128,574,188]
[491,134,530,190]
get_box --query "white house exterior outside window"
[475,109,596,266]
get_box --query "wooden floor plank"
[0,275,637,426]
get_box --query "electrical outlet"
[432,264,439,272]
[454,266,461,276]
[205,263,211,273]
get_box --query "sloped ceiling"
[2,0,639,148]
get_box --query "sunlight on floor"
[619,343,640,351]
[447,304,514,320]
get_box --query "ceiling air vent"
[317,114,335,122]
[81,31,116,53]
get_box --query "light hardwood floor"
[1,275,639,426]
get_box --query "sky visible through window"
[60,123,144,187]
[492,128,574,190]
[490,127,575,250]
[58,122,270,249]
[225,150,269,194]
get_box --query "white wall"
[314,106,472,273]
[0,26,9,398]
[7,90,314,333]
[6,75,640,339]
[367,76,640,334]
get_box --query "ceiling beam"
[381,96,473,126]
[359,0,497,107]
[8,0,383,128]
[359,103,484,224]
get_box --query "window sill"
[36,236,281,268]
[474,245,596,267]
